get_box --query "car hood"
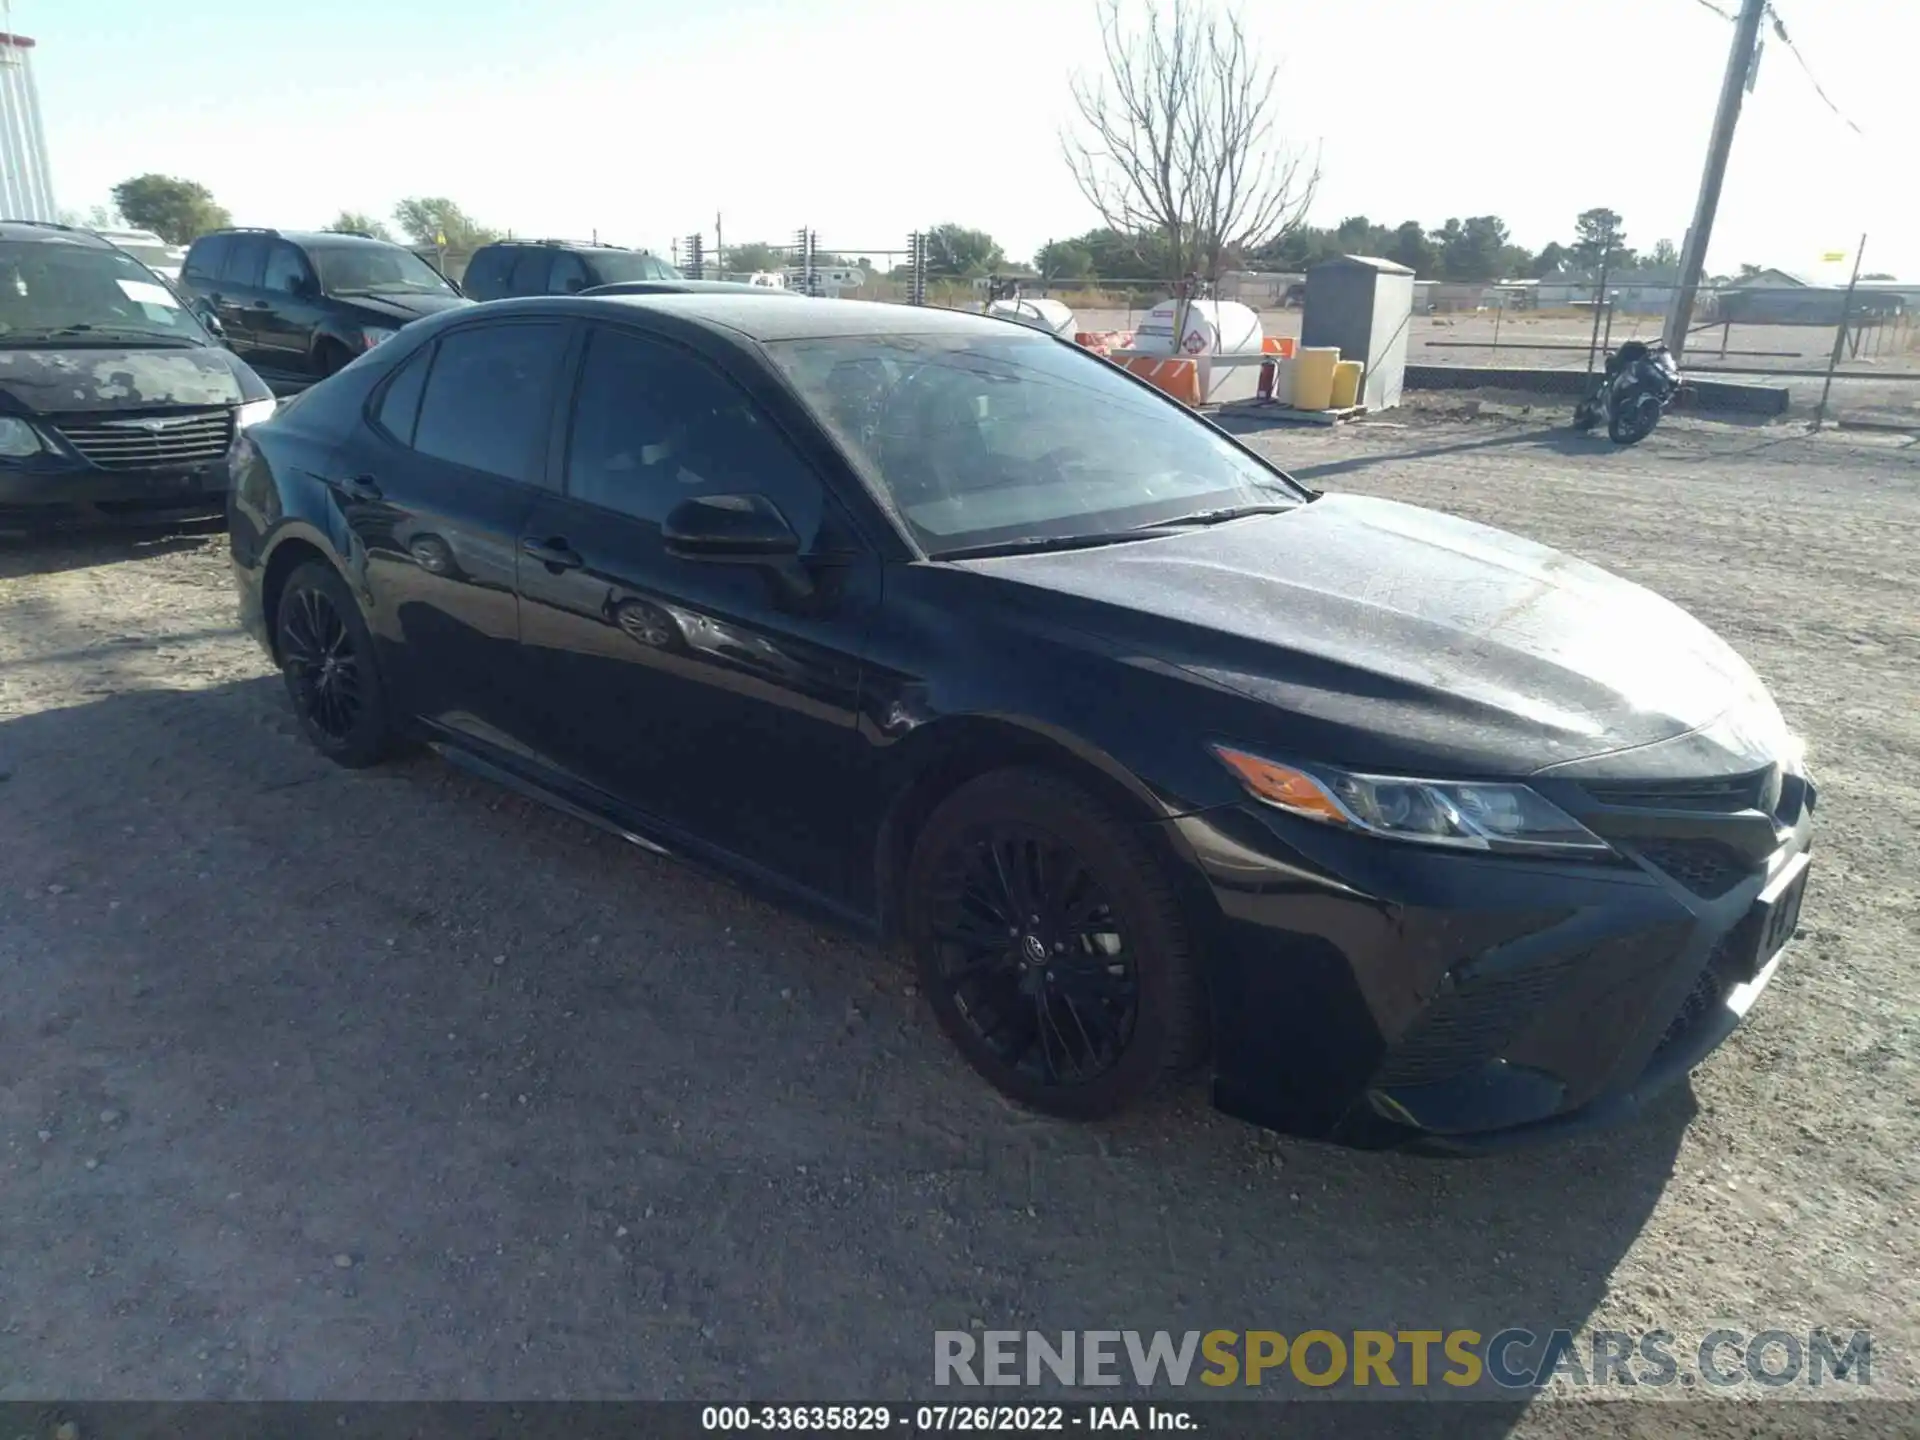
[0,342,266,415]
[958,492,1791,777]
[333,291,472,324]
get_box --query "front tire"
[274,560,397,768]
[904,768,1206,1120]
[1610,391,1662,444]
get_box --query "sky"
[18,0,1918,280]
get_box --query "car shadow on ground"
[0,675,1692,1421]
[0,516,225,580]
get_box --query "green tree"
[1429,216,1514,282]
[326,211,394,242]
[109,175,232,245]
[925,223,1004,277]
[1572,207,1628,271]
[1531,241,1572,278]
[392,197,498,251]
[1384,219,1438,276]
[723,241,787,272]
[1036,239,1095,280]
[1647,238,1679,270]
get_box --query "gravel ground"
[0,408,1914,1428]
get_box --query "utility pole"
[1662,0,1768,358]
[1812,234,1867,433]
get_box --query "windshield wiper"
[931,528,1185,561]
[0,325,202,346]
[1139,502,1298,529]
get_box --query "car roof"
[0,220,113,247]
[579,279,801,298]
[582,294,1032,342]
[481,238,648,254]
[191,229,406,250]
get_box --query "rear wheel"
[274,561,396,768]
[904,768,1206,1120]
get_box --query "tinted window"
[225,235,269,287]
[547,253,590,294]
[183,234,231,282]
[587,251,684,284]
[461,246,512,300]
[564,326,822,537]
[506,249,549,296]
[374,344,431,445]
[765,332,1303,554]
[310,245,454,296]
[0,241,213,343]
[262,242,312,294]
[411,322,569,485]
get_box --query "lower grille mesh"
[1636,839,1755,899]
[1377,949,1593,1087]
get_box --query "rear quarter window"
[183,234,231,282]
[461,246,512,301]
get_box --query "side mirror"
[663,493,800,562]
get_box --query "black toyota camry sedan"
[227,294,1815,1152]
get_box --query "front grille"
[1655,934,1743,1055]
[1635,839,1755,899]
[52,408,234,472]
[1586,768,1774,813]
[1377,948,1592,1087]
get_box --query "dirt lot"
[0,407,1915,1426]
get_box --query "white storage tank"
[1133,298,1264,358]
[985,296,1077,337]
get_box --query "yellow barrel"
[1292,347,1341,410]
[1330,359,1364,409]
[1271,357,1298,406]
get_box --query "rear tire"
[1610,392,1661,444]
[274,561,397,768]
[904,768,1207,1120]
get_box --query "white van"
[90,227,187,282]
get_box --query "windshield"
[0,240,211,344]
[113,242,179,272]
[765,332,1304,555]
[587,250,683,284]
[312,245,456,296]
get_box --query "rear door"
[513,321,879,899]
[460,246,512,302]
[218,234,272,368]
[333,317,577,750]
[546,252,591,295]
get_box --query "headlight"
[360,327,398,349]
[1211,746,1612,856]
[0,416,44,457]
[235,397,277,430]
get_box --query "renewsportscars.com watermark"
[935,1328,1874,1391]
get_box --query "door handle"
[521,537,584,570]
[334,474,382,502]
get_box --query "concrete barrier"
[1403,365,1790,417]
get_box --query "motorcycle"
[1572,339,1683,445]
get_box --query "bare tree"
[1063,0,1319,286]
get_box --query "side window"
[225,235,269,287]
[183,234,230,282]
[262,242,313,295]
[506,248,550,296]
[564,326,824,539]
[373,343,432,446]
[461,246,511,301]
[411,322,570,485]
[547,253,590,294]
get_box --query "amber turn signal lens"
[1211,747,1350,825]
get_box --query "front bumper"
[0,455,230,518]
[1171,764,1816,1152]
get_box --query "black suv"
[460,239,682,300]
[0,220,276,524]
[176,228,471,389]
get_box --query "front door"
[257,240,328,380]
[215,233,270,367]
[514,322,879,902]
[335,316,576,752]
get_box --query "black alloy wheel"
[1611,391,1662,445]
[275,560,397,768]
[906,768,1206,1119]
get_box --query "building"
[1711,270,1905,325]
[0,25,55,221]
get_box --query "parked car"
[228,295,1814,1152]
[175,228,470,390]
[90,226,187,282]
[460,239,682,300]
[0,220,276,525]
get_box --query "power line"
[1765,4,1865,134]
[1687,0,1736,19]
